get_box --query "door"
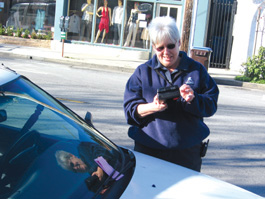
[206,0,237,69]
[156,4,182,30]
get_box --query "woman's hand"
[153,94,168,111]
[92,167,104,181]
[180,84,195,104]
[136,94,167,118]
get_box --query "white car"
[0,65,263,199]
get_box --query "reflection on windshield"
[2,76,84,122]
[55,142,124,195]
[0,78,122,198]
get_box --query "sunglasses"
[155,43,176,52]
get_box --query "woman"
[123,16,219,172]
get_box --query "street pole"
[254,7,261,56]
[61,31,66,57]
[61,29,66,57]
[62,38,64,57]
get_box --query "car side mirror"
[85,111,94,128]
[0,110,7,122]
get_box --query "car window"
[2,76,82,121]
[0,95,81,139]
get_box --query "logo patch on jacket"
[185,77,194,85]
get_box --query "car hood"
[0,67,19,86]
[121,151,263,199]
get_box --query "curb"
[1,51,134,72]
[213,76,265,90]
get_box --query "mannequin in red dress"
[94,0,111,43]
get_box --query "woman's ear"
[152,44,156,52]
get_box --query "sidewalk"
[0,43,264,90]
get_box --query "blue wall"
[192,0,210,47]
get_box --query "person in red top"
[94,0,111,43]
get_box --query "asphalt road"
[2,57,265,197]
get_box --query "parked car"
[0,65,263,199]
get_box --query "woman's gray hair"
[55,150,73,171]
[148,16,180,45]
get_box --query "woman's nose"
[163,47,170,54]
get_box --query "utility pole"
[254,7,261,56]
[180,0,193,53]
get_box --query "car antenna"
[1,63,17,74]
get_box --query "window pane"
[124,2,153,49]
[68,0,94,42]
[159,7,168,17]
[169,7,178,19]
[6,1,55,35]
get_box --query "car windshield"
[0,76,125,198]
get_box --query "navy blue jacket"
[123,51,219,150]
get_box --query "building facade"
[2,0,215,66]
[3,0,265,72]
[230,0,265,72]
[53,0,186,60]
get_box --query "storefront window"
[68,0,183,50]
[69,0,153,49]
[68,0,94,41]
[93,0,126,45]
[6,1,55,34]
[124,2,153,49]
[112,0,126,45]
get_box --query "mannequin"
[94,0,111,43]
[141,27,149,49]
[14,8,21,30]
[79,0,94,41]
[111,0,126,45]
[141,14,151,49]
[124,2,140,47]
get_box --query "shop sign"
[138,3,152,12]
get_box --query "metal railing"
[206,0,237,69]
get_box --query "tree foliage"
[237,46,265,83]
